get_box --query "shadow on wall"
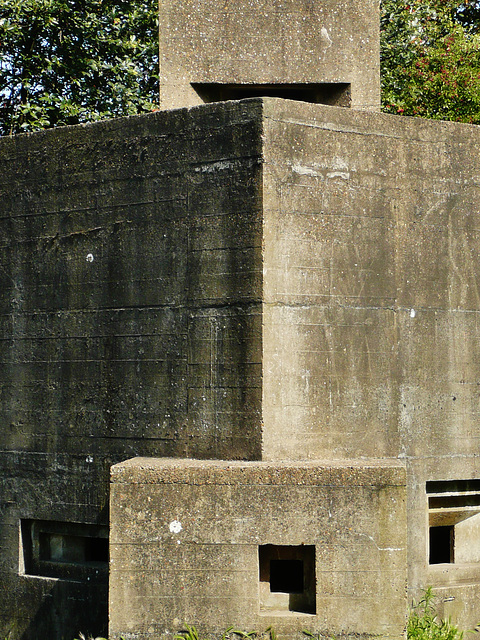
[0,509,110,640]
[20,578,108,640]
[17,517,109,640]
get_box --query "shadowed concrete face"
[158,0,380,112]
[0,100,265,640]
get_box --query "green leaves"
[407,587,464,640]
[381,0,480,123]
[4,0,480,134]
[0,0,159,135]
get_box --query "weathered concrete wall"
[159,0,380,112]
[0,100,264,639]
[259,99,480,628]
[261,100,480,464]
[4,97,480,637]
[109,457,407,640]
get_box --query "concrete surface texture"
[258,99,480,629]
[0,101,265,639]
[105,100,480,638]
[260,99,480,464]
[109,457,407,640]
[3,93,480,640]
[159,0,380,112]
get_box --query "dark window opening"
[87,536,109,563]
[192,83,351,107]
[429,526,454,564]
[39,532,109,565]
[270,559,304,593]
[426,479,480,567]
[429,494,480,509]
[427,479,480,494]
[21,520,108,582]
[259,545,315,614]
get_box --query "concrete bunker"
[3,0,480,635]
[5,92,480,640]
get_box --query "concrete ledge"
[111,456,406,485]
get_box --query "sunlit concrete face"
[109,457,407,640]
[158,0,380,112]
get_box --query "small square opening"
[259,545,315,615]
[270,559,304,593]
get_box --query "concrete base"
[110,458,407,640]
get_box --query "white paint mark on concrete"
[357,532,404,552]
[326,171,350,180]
[195,160,235,173]
[410,309,416,318]
[332,156,350,169]
[320,27,333,48]
[169,520,182,534]
[292,164,322,177]
[86,253,94,263]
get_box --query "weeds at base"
[407,586,465,640]
[73,591,471,640]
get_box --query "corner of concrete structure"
[258,98,480,467]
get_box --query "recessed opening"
[429,526,454,564]
[427,479,480,494]
[192,83,351,107]
[39,532,109,564]
[427,480,480,566]
[21,520,108,581]
[259,545,315,614]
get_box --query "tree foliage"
[0,0,159,135]
[407,587,464,640]
[381,0,480,123]
[2,0,480,134]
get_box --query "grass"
[174,626,275,640]
[74,635,124,640]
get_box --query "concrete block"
[110,458,407,640]
[159,0,380,112]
